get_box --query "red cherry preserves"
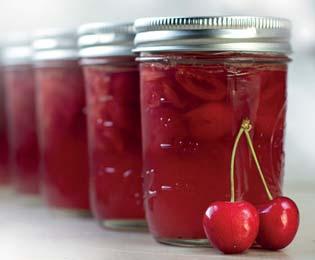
[79,23,145,229]
[33,30,90,212]
[0,67,10,185]
[83,59,144,226]
[4,65,40,194]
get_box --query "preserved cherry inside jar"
[134,16,292,245]
[79,23,145,230]
[0,66,10,186]
[2,37,40,194]
[33,30,90,212]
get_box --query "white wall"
[1,0,315,51]
[0,0,314,184]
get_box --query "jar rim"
[1,32,33,65]
[78,22,135,58]
[136,51,291,65]
[133,16,292,54]
[32,28,79,61]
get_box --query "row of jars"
[0,16,291,246]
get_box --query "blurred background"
[0,0,314,185]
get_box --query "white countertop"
[0,183,314,260]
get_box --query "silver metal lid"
[78,22,135,58]
[133,16,292,54]
[32,28,78,61]
[1,32,33,65]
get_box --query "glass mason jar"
[78,23,145,230]
[33,29,90,213]
[0,60,10,186]
[134,16,291,246]
[2,34,40,194]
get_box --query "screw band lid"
[133,16,292,54]
[78,22,135,58]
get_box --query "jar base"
[156,237,210,247]
[50,208,92,218]
[100,219,148,231]
[16,194,42,206]
[0,186,14,196]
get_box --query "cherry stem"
[230,125,244,203]
[230,119,273,203]
[243,121,273,201]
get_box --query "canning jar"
[2,34,40,194]
[78,23,145,230]
[134,16,291,246]
[33,29,90,213]
[0,56,10,186]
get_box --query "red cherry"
[175,66,227,101]
[185,102,233,141]
[203,201,259,254]
[256,196,299,250]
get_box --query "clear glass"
[4,64,40,194]
[0,67,10,186]
[139,52,288,245]
[35,60,90,212]
[82,56,145,230]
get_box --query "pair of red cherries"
[203,196,299,254]
[203,119,299,254]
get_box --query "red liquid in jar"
[83,61,144,221]
[140,53,287,239]
[4,65,40,193]
[35,60,89,210]
[0,68,10,185]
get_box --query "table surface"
[0,183,314,260]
